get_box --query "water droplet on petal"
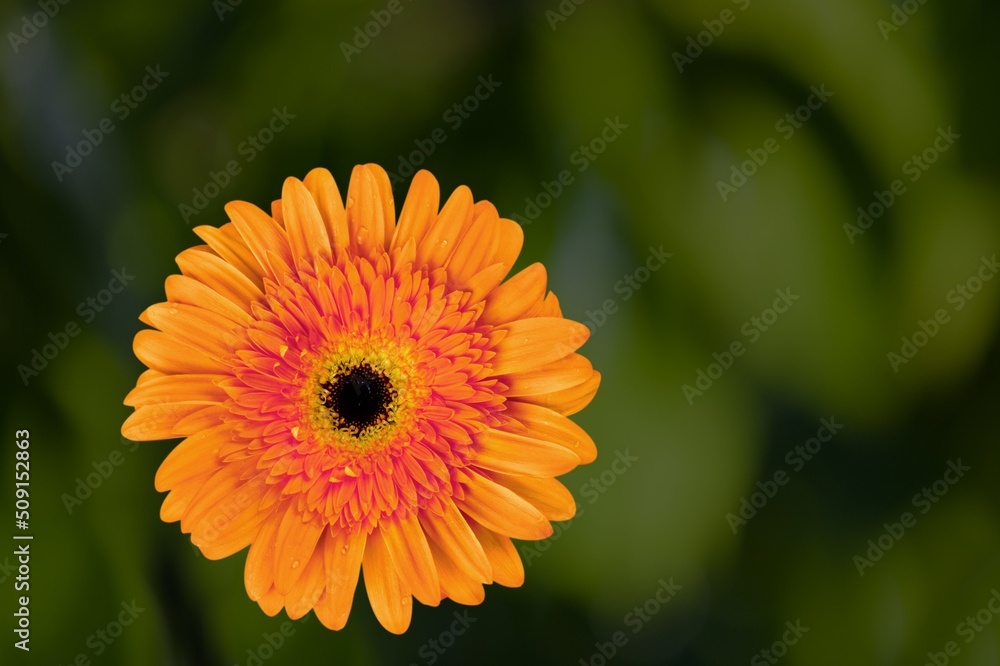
[346,197,356,208]
[341,545,349,555]
[291,559,300,569]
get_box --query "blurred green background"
[2,0,1000,664]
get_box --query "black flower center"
[321,363,395,437]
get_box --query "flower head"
[122,165,600,633]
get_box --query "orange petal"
[419,500,491,581]
[491,474,576,521]
[490,318,590,376]
[140,303,241,359]
[391,170,440,252]
[124,374,227,407]
[173,404,230,435]
[457,473,552,541]
[284,543,327,620]
[270,199,285,227]
[257,586,284,616]
[132,330,228,375]
[469,521,524,588]
[345,165,389,257]
[480,263,548,325]
[195,509,269,560]
[175,248,264,311]
[245,510,283,601]
[225,200,294,279]
[416,185,473,270]
[363,529,413,634]
[527,370,601,416]
[134,368,164,386]
[303,168,349,258]
[445,201,501,286]
[503,401,597,464]
[446,211,522,293]
[428,538,485,605]
[390,237,417,277]
[527,291,563,318]
[314,527,367,630]
[193,224,265,287]
[122,402,211,441]
[273,509,325,595]
[366,163,396,243]
[191,480,270,560]
[179,464,252,531]
[381,513,440,606]
[164,274,253,323]
[464,263,509,304]
[503,353,594,398]
[487,217,524,283]
[473,428,580,477]
[160,474,211,523]
[281,176,333,269]
[154,425,231,491]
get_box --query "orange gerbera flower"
[122,165,599,633]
